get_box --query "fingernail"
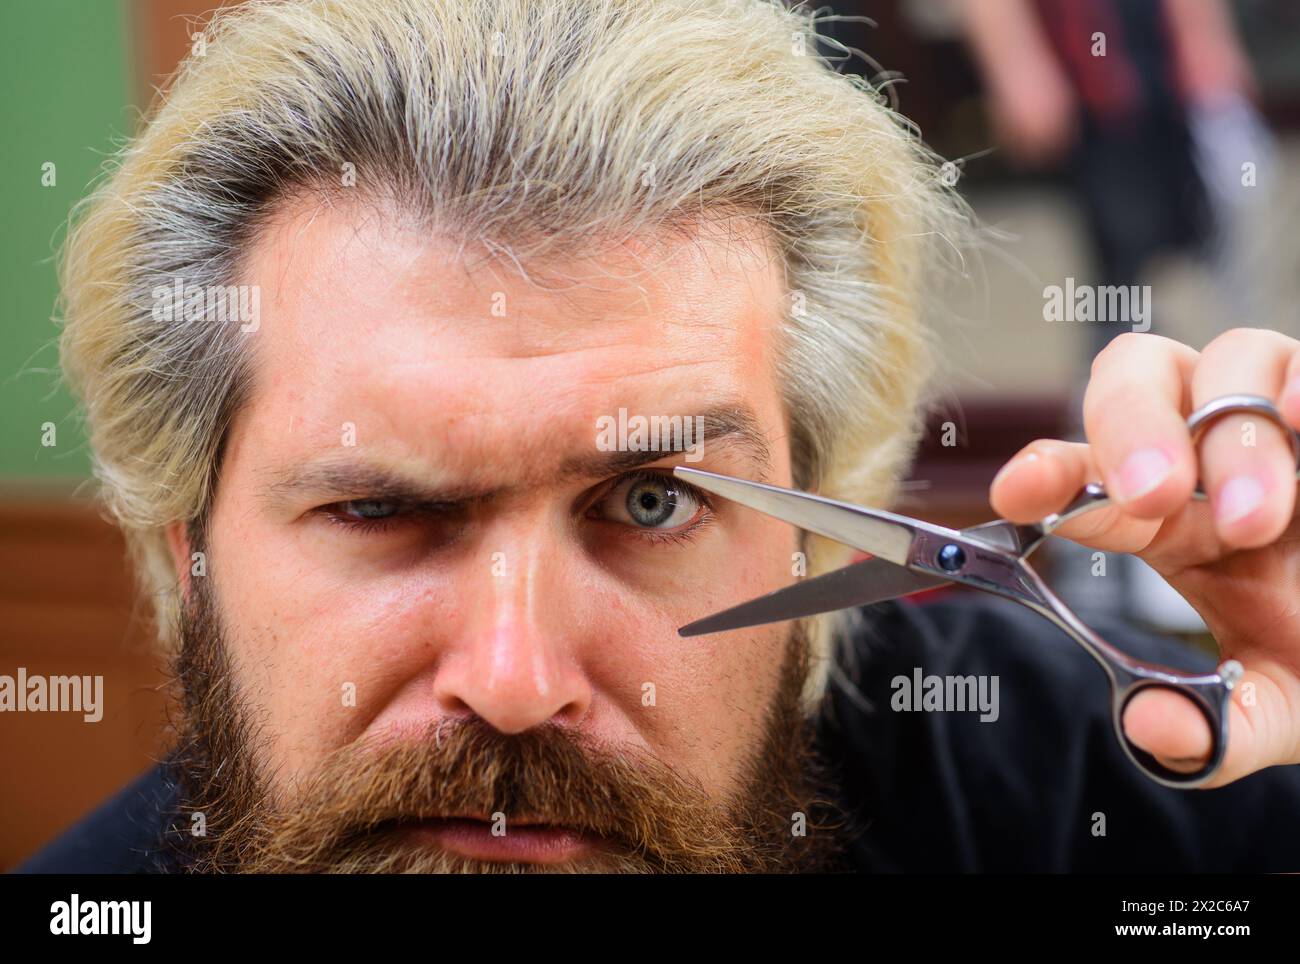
[1217,475,1265,526]
[1117,447,1172,502]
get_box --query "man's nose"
[430,533,593,735]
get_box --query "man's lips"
[398,815,603,864]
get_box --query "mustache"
[275,718,724,850]
[220,715,807,873]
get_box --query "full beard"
[162,572,851,873]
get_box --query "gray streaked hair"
[59,0,965,712]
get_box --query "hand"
[989,330,1300,787]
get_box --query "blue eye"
[340,499,400,521]
[320,499,407,534]
[594,472,706,531]
[626,477,682,527]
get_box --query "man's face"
[170,195,839,871]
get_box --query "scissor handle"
[907,527,1242,789]
[1107,659,1241,789]
[1006,550,1241,789]
[1021,394,1295,784]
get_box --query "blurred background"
[1,0,1297,869]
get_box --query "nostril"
[554,697,590,727]
[434,693,475,718]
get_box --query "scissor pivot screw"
[1218,659,1244,688]
[937,544,966,573]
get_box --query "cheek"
[591,584,790,800]
[204,503,448,778]
[655,627,790,801]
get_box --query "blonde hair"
[60,0,964,712]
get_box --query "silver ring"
[1187,393,1300,465]
[1185,394,1300,498]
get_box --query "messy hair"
[59,0,964,712]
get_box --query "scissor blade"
[673,467,915,564]
[678,556,949,636]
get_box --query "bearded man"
[21,0,1300,873]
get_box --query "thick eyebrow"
[558,404,772,480]
[259,403,773,512]
[259,461,496,513]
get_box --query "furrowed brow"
[259,405,773,512]
[559,404,773,481]
[258,460,500,512]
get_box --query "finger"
[1280,350,1300,428]
[1121,688,1212,767]
[989,440,1089,522]
[1123,662,1300,788]
[989,439,1161,553]
[1083,333,1200,520]
[1191,329,1300,549]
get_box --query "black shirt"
[16,594,1300,873]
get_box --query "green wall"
[0,0,132,480]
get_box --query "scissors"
[674,395,1300,789]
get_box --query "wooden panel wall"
[0,493,170,871]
